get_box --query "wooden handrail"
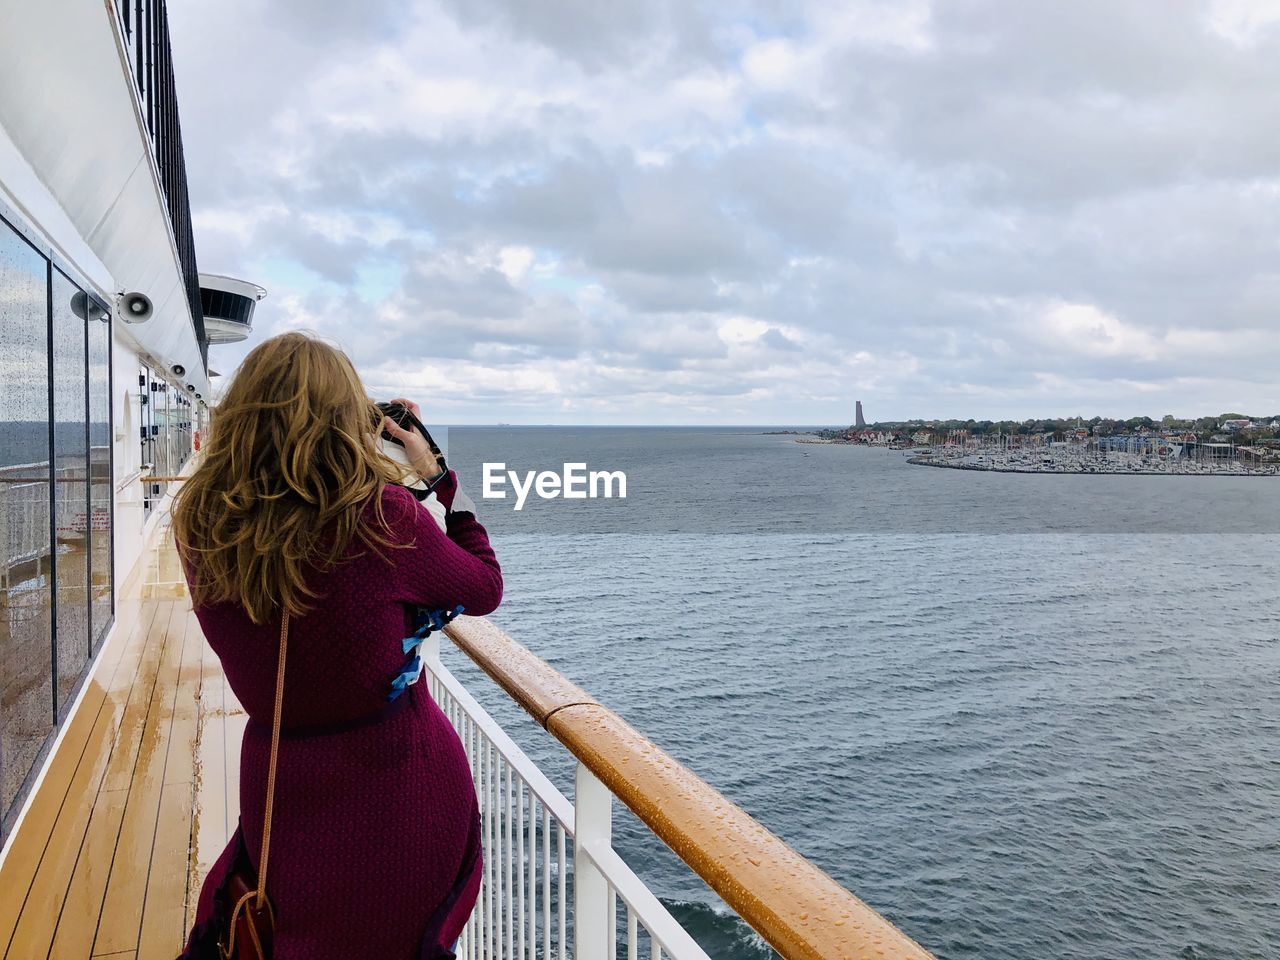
[443,616,599,724]
[443,616,935,960]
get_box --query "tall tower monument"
[855,400,866,428]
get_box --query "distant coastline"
[774,409,1280,475]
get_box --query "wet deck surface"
[0,527,244,959]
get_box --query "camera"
[375,401,449,531]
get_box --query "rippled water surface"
[439,428,1279,959]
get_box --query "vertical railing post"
[421,629,441,695]
[574,763,613,959]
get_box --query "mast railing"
[431,617,936,960]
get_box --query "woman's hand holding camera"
[381,397,445,482]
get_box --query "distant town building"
[855,400,866,429]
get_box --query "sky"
[169,0,1280,425]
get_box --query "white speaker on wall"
[117,291,153,323]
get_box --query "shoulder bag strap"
[255,610,289,909]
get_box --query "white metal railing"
[0,474,49,575]
[0,461,100,579]
[422,632,713,960]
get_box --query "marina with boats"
[905,442,1280,476]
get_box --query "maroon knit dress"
[179,474,501,960]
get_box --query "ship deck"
[0,526,242,959]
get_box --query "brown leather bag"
[219,612,290,960]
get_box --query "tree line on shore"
[821,413,1280,444]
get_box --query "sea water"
[439,427,1279,959]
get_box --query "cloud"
[1035,302,1158,360]
[170,0,1280,422]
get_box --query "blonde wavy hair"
[173,331,403,623]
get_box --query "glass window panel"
[88,313,112,649]
[140,367,153,517]
[157,379,170,500]
[0,220,53,824]
[51,269,89,720]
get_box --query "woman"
[175,332,501,959]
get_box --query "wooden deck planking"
[186,625,242,934]
[0,599,148,958]
[0,546,242,960]
[54,589,171,960]
[37,602,162,960]
[137,608,206,959]
[45,602,167,960]
[47,793,126,960]
[98,602,173,787]
[0,598,140,941]
[5,697,119,959]
[189,673,248,939]
[90,601,189,955]
[65,600,179,960]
